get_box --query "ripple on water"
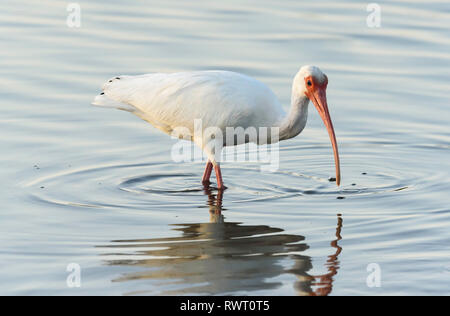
[23,144,440,210]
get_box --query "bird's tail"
[91,76,136,112]
[91,93,134,112]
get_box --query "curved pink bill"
[310,87,341,186]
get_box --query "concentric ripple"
[23,143,440,210]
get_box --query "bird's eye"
[307,80,312,86]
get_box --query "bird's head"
[296,65,341,186]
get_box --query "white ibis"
[92,65,340,189]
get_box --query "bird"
[92,65,340,190]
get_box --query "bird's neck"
[278,91,309,141]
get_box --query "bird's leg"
[214,164,226,190]
[202,160,213,184]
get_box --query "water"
[1,0,449,295]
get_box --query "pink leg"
[202,160,213,184]
[214,164,225,190]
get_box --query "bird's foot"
[217,184,228,191]
[202,180,227,191]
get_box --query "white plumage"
[93,71,283,135]
[93,66,341,189]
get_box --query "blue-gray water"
[1,0,449,295]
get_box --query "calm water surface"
[1,0,449,295]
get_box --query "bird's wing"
[92,71,284,136]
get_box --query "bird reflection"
[98,186,343,295]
